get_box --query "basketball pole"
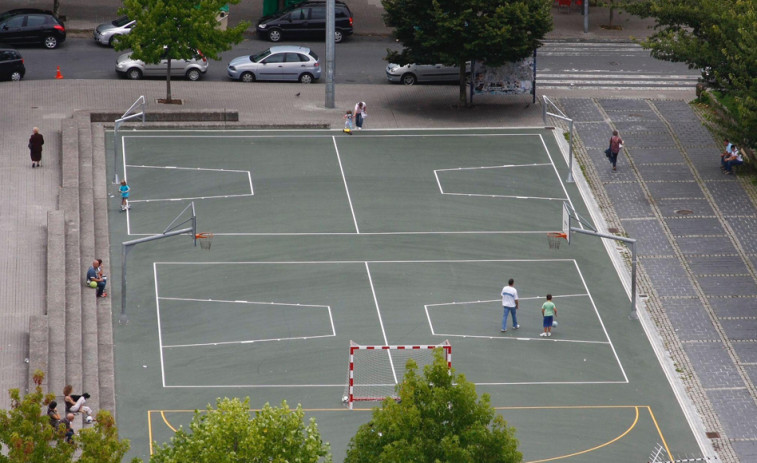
[119,202,197,325]
[569,227,638,319]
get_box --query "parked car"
[256,0,353,43]
[386,62,470,86]
[115,50,208,80]
[0,47,24,81]
[94,16,135,47]
[227,46,321,83]
[0,8,66,49]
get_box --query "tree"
[0,370,139,463]
[382,0,552,106]
[345,350,522,463]
[625,0,757,147]
[150,397,331,463]
[117,0,250,102]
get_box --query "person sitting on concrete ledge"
[86,259,107,297]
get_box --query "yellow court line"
[147,411,153,456]
[161,411,178,432]
[524,406,639,463]
[648,406,674,462]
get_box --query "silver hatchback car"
[227,46,321,83]
[94,16,135,47]
[115,50,208,81]
[386,62,470,86]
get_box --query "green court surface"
[106,128,700,462]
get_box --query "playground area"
[105,128,702,462]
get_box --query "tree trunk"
[608,0,615,27]
[459,59,468,107]
[166,58,172,101]
[53,0,60,17]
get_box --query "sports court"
[106,128,702,462]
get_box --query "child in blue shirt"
[119,180,130,211]
[343,110,353,134]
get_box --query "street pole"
[325,0,335,108]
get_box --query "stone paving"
[558,96,757,462]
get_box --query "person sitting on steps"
[723,146,744,175]
[86,259,107,298]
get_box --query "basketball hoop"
[547,232,567,250]
[196,232,214,250]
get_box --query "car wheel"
[334,31,343,43]
[299,73,314,84]
[401,73,417,86]
[268,29,282,42]
[186,69,201,81]
[109,35,121,47]
[43,36,58,49]
[240,72,255,83]
[10,71,22,81]
[126,68,142,80]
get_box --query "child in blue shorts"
[119,180,130,211]
[540,294,557,337]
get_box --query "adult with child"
[86,259,107,298]
[500,278,520,332]
[63,384,93,417]
[720,138,733,170]
[353,101,367,130]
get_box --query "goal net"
[343,340,451,409]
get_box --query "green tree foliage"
[117,0,250,102]
[625,0,757,146]
[344,350,522,463]
[150,397,331,463]
[382,0,552,106]
[0,370,138,463]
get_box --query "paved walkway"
[2,3,755,463]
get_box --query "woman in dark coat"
[29,127,44,168]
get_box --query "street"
[14,36,700,89]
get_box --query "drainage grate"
[675,209,694,215]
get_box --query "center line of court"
[333,136,360,233]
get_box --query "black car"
[256,1,353,43]
[0,9,66,49]
[0,48,24,81]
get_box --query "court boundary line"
[434,162,568,202]
[157,296,335,349]
[153,259,628,388]
[146,405,674,462]
[333,136,359,233]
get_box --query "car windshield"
[112,16,131,27]
[251,49,272,63]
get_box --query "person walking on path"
[608,130,623,172]
[353,101,367,130]
[28,127,44,168]
[119,179,130,211]
[540,294,557,337]
[501,278,519,332]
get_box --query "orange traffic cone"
[55,66,63,79]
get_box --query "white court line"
[126,230,556,237]
[122,132,547,138]
[434,162,553,173]
[156,297,335,348]
[573,260,629,383]
[161,380,628,388]
[424,293,590,307]
[364,262,398,384]
[129,194,253,203]
[333,136,359,233]
[125,164,251,173]
[538,133,578,217]
[422,332,610,345]
[442,192,567,201]
[164,333,336,349]
[154,262,167,388]
[156,258,576,265]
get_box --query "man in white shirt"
[501,278,519,332]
